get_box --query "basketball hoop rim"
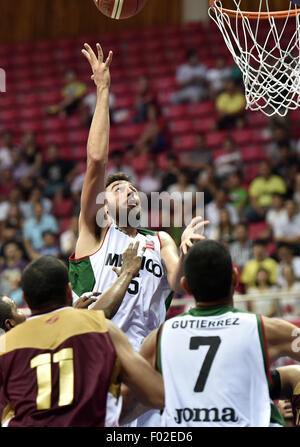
[209,0,300,19]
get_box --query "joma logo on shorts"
[174,407,238,424]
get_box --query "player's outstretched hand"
[81,43,113,89]
[113,242,146,278]
[74,292,102,309]
[180,216,210,255]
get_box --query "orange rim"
[209,0,300,19]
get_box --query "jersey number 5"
[30,348,74,410]
[189,336,221,392]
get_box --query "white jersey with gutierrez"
[159,305,284,427]
[69,223,173,352]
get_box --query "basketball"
[93,0,149,20]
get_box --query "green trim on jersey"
[69,257,96,298]
[165,291,175,312]
[179,304,249,318]
[157,333,162,374]
[270,403,285,427]
[137,228,157,237]
[255,314,273,390]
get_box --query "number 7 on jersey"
[189,336,221,392]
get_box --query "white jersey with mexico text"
[69,223,173,352]
[159,305,285,427]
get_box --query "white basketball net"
[208,1,300,116]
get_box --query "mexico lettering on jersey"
[0,307,121,427]
[158,305,285,427]
[69,224,173,352]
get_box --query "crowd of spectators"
[1,45,300,317]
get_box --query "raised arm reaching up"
[75,43,113,258]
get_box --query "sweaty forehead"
[106,180,137,192]
[2,296,15,310]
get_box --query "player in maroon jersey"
[270,366,300,427]
[0,255,164,427]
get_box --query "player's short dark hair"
[0,296,13,331]
[21,256,69,311]
[105,172,133,189]
[183,240,233,303]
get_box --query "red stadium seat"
[231,129,256,146]
[240,146,266,163]
[166,104,189,120]
[67,129,89,145]
[245,164,260,183]
[249,222,268,241]
[206,131,228,148]
[170,119,195,135]
[20,107,44,121]
[155,77,177,91]
[43,117,67,132]
[173,135,196,152]
[131,154,149,174]
[189,101,216,117]
[194,117,216,133]
[1,109,20,123]
[117,123,146,141]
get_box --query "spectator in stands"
[23,202,58,251]
[38,231,60,258]
[278,264,300,318]
[267,123,291,162]
[196,167,217,206]
[136,103,168,154]
[160,153,180,192]
[11,147,31,181]
[21,131,42,177]
[41,143,76,197]
[229,223,253,269]
[273,199,300,246]
[180,133,212,182]
[138,160,162,196]
[209,209,235,244]
[241,239,278,290]
[206,56,232,98]
[277,244,300,287]
[52,188,74,219]
[0,241,28,298]
[106,150,137,184]
[273,142,299,192]
[171,49,207,104]
[293,172,300,207]
[0,130,16,172]
[226,172,248,215]
[245,161,287,222]
[81,90,116,127]
[214,136,242,180]
[47,70,87,117]
[205,189,239,237]
[266,193,287,235]
[247,268,278,317]
[60,216,78,257]
[0,168,17,197]
[133,76,156,123]
[215,79,246,130]
[2,204,24,239]
[167,169,197,224]
[21,186,52,219]
[0,241,27,275]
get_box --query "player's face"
[106,181,141,223]
[2,296,26,330]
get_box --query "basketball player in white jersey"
[69,43,207,427]
[125,240,300,427]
